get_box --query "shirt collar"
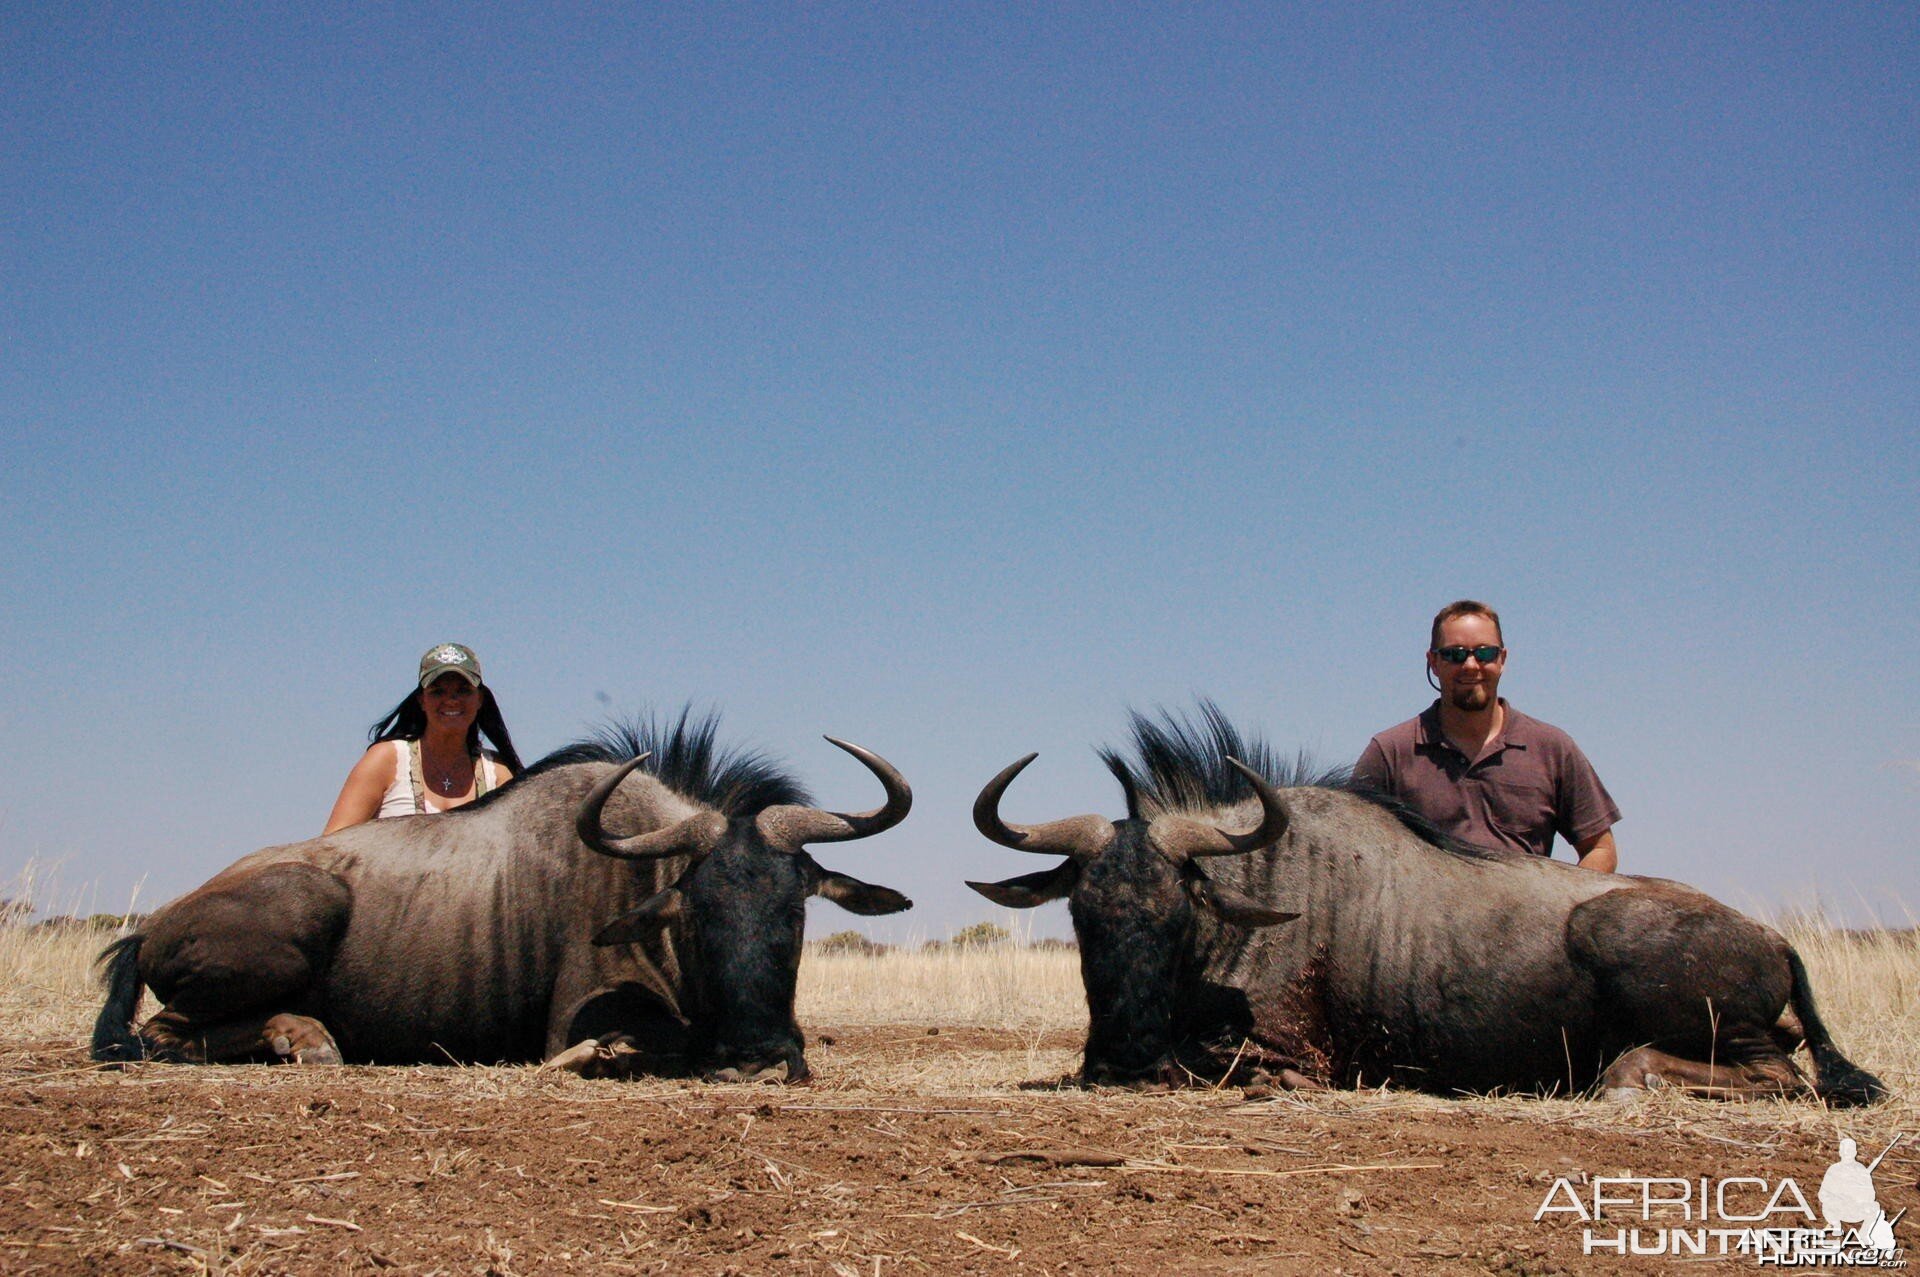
[1416,698,1528,754]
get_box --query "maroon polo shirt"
[1352,700,1619,859]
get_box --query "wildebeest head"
[967,752,1296,1085]
[577,737,912,1081]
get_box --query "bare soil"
[3,1027,1913,1275]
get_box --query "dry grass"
[796,943,1088,1090]
[4,870,1916,1137]
[797,942,1081,1030]
[1774,918,1920,1102]
[0,919,117,1042]
[7,887,1915,1275]
[0,863,144,1042]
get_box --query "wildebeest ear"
[810,870,912,916]
[593,887,686,946]
[966,860,1080,909]
[1181,863,1297,929]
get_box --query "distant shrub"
[921,926,1070,953]
[30,913,146,933]
[90,912,147,931]
[814,930,889,956]
[949,921,1012,949]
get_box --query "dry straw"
[0,860,145,1042]
[4,862,1915,1128]
[797,938,1081,1030]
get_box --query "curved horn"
[754,737,913,853]
[972,753,1116,860]
[1150,757,1290,860]
[575,754,727,861]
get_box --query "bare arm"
[323,745,397,834]
[1573,828,1618,873]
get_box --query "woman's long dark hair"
[368,685,526,774]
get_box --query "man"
[1818,1138,1880,1238]
[1354,600,1619,871]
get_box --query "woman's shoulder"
[353,739,406,776]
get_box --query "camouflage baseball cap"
[418,642,483,688]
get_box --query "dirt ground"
[3,1026,1914,1275]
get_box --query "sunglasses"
[1432,645,1504,665]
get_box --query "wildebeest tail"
[91,935,148,1063]
[1785,946,1886,1106]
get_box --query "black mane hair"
[522,707,811,817]
[1098,700,1487,858]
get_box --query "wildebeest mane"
[1099,701,1334,818]
[1099,701,1488,859]
[517,707,812,816]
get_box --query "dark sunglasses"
[1432,645,1504,665]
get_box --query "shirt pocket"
[1479,775,1557,851]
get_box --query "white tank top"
[377,739,501,818]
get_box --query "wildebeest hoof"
[708,1059,791,1085]
[295,1041,342,1065]
[542,1040,603,1075]
[1097,1075,1172,1094]
[541,1038,645,1079]
[262,1015,341,1065]
[1278,1067,1326,1091]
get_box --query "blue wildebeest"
[94,714,911,1082]
[968,704,1884,1103]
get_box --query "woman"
[322,643,526,833]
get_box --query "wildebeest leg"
[141,1009,343,1065]
[544,980,689,1078]
[1241,1067,1329,1097]
[1568,885,1810,1101]
[133,863,352,1062]
[1600,1044,1805,1103]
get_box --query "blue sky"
[4,4,1915,938]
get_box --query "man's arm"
[1573,829,1617,873]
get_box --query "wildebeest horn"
[972,754,1116,860]
[754,738,913,853]
[1150,757,1290,859]
[576,754,728,861]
